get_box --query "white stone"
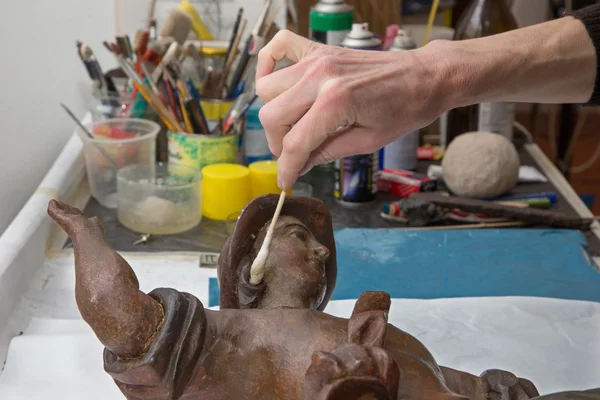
[442,132,520,198]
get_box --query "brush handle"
[225,8,244,63]
[222,94,258,135]
[228,36,253,98]
[219,19,248,98]
[254,0,273,37]
[187,79,209,132]
[164,80,181,122]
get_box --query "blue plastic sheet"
[209,228,600,307]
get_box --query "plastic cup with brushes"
[64,104,160,209]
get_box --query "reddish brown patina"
[47,196,540,400]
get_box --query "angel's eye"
[291,230,307,241]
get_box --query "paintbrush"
[423,0,440,46]
[224,8,244,64]
[227,0,272,98]
[176,80,194,133]
[221,93,258,135]
[186,78,209,130]
[60,104,119,170]
[103,41,114,54]
[151,42,180,85]
[164,78,180,121]
[149,19,158,40]
[117,56,183,132]
[140,63,160,93]
[186,43,206,82]
[218,18,247,98]
[116,36,131,59]
[249,190,287,285]
[77,41,108,91]
[160,9,193,45]
[262,0,285,38]
[255,0,273,37]
[186,100,210,135]
[140,41,166,68]
[136,0,158,57]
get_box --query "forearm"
[437,16,596,108]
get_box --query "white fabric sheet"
[1,297,600,399]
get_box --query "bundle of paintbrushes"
[76,0,282,136]
[212,0,284,101]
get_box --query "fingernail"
[299,164,313,176]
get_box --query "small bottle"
[446,0,518,144]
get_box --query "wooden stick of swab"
[249,190,287,285]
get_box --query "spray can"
[333,23,383,205]
[384,30,420,171]
[334,152,380,206]
[341,23,382,50]
[310,0,354,46]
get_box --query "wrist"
[418,40,473,113]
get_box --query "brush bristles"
[80,44,94,61]
[160,9,193,45]
[149,40,166,56]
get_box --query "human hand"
[256,30,454,189]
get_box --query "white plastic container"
[77,118,159,208]
[383,130,420,171]
[117,163,202,235]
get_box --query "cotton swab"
[249,191,287,285]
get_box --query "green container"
[310,0,353,46]
[167,131,239,171]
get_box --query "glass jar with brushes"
[89,69,159,122]
[90,84,159,122]
[197,45,229,99]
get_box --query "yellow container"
[201,100,234,121]
[168,131,239,171]
[249,161,291,199]
[202,164,251,220]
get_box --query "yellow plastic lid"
[201,163,251,220]
[249,161,291,198]
[203,163,248,178]
[249,160,278,174]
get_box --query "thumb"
[256,30,318,80]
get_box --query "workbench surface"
[76,145,600,256]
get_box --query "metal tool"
[133,234,153,246]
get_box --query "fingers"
[256,61,307,102]
[256,30,316,80]
[277,84,354,189]
[259,77,319,157]
[300,126,382,175]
